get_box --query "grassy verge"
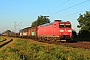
[0,38,90,60]
[0,37,6,42]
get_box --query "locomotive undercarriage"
[38,36,72,42]
[60,35,72,42]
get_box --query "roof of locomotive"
[39,20,71,27]
[54,20,71,23]
[58,21,71,24]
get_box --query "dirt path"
[59,41,90,49]
[0,36,18,50]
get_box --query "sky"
[0,0,90,33]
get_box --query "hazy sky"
[0,0,90,33]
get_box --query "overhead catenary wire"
[44,0,69,14]
[59,9,90,18]
[49,0,90,15]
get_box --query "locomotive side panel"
[37,22,60,41]
[38,23,54,37]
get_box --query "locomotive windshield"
[59,24,71,28]
[59,25,64,28]
[65,24,71,28]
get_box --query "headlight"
[68,30,72,32]
[60,30,64,32]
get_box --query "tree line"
[77,11,90,39]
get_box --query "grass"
[0,38,90,60]
[0,37,6,42]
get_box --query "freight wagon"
[5,32,19,37]
[27,26,38,39]
[20,27,30,38]
[19,26,38,39]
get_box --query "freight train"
[9,20,72,42]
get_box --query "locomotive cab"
[53,20,72,41]
[59,23,72,40]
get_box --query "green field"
[0,38,90,60]
[0,37,6,42]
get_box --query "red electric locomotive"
[38,20,72,41]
